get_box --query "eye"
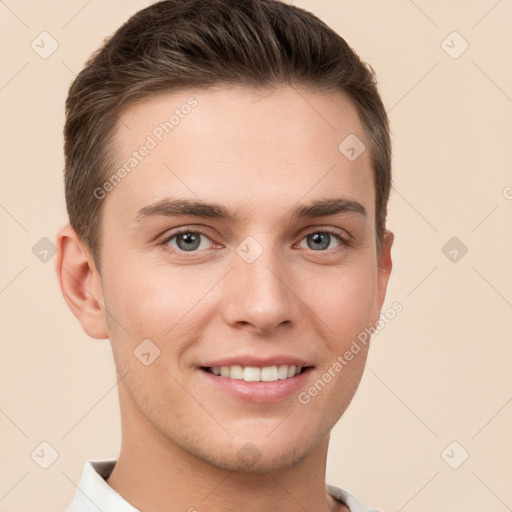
[163,229,214,252]
[297,229,347,251]
[160,226,349,256]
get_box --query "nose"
[221,242,298,335]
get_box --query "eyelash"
[159,226,351,256]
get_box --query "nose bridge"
[223,235,295,333]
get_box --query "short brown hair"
[64,0,392,270]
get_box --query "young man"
[56,1,394,511]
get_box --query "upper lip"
[199,355,313,368]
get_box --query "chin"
[186,431,319,474]
[209,445,313,474]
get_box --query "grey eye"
[306,232,332,251]
[169,232,204,251]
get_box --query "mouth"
[200,364,311,382]
[197,363,315,403]
[196,353,315,403]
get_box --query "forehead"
[105,85,374,225]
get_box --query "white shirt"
[65,459,381,512]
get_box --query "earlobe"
[55,224,109,340]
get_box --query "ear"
[371,229,394,325]
[55,224,109,340]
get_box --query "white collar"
[65,459,138,511]
[66,459,378,512]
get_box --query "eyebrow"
[132,197,367,224]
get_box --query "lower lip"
[198,367,314,403]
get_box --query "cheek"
[303,262,377,342]
[102,257,195,326]
[101,259,220,362]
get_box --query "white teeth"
[243,366,260,381]
[208,364,304,381]
[229,365,244,379]
[261,365,278,381]
[278,365,289,379]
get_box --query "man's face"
[95,85,392,472]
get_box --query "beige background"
[1,1,511,511]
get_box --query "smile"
[201,364,308,382]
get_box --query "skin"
[56,85,393,512]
